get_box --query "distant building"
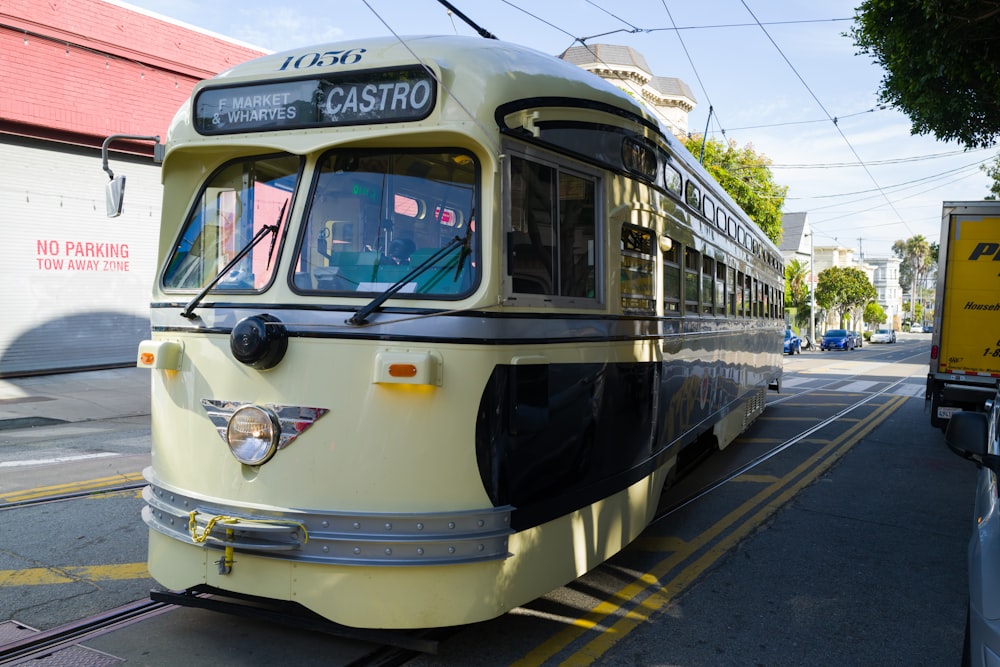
[779,212,902,331]
[559,44,697,136]
[866,256,904,327]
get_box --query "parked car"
[870,328,896,344]
[784,329,801,355]
[923,324,934,333]
[820,329,854,351]
[849,331,863,348]
[943,403,1000,667]
[910,322,924,333]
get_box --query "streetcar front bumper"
[141,470,512,568]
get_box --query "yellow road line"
[0,563,150,586]
[733,474,780,484]
[0,472,144,503]
[626,536,690,552]
[513,394,906,666]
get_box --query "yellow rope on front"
[186,510,310,544]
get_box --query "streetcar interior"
[293,148,478,297]
[162,154,301,291]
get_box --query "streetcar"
[108,35,784,629]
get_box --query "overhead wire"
[657,1,726,149]
[736,0,914,235]
[771,146,995,169]
[360,0,503,154]
[391,0,985,240]
[498,0,690,137]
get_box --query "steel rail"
[0,598,174,665]
[0,482,146,512]
[654,347,928,522]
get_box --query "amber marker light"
[388,363,418,378]
[140,352,155,365]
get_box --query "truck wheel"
[930,391,948,433]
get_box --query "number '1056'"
[278,49,366,70]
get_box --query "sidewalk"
[0,366,151,430]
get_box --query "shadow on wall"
[0,311,150,377]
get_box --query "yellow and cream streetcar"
[111,35,784,629]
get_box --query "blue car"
[820,328,854,351]
[783,329,801,355]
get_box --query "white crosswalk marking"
[838,381,879,393]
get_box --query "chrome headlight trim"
[226,404,280,465]
[202,399,329,456]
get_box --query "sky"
[115,0,998,259]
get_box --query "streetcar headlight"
[226,405,280,465]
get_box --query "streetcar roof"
[167,35,664,153]
[163,34,780,259]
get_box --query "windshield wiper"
[180,199,287,319]
[453,211,474,280]
[347,235,464,326]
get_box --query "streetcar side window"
[508,155,599,302]
[703,197,715,224]
[701,255,714,315]
[743,273,752,317]
[727,266,736,316]
[684,247,699,314]
[715,260,726,315]
[662,238,680,314]
[163,154,301,291]
[685,181,701,210]
[663,164,682,194]
[620,225,655,314]
[736,270,745,316]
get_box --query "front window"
[293,149,478,297]
[163,154,300,290]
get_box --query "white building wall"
[0,139,162,375]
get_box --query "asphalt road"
[0,335,977,666]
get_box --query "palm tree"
[892,235,931,323]
[785,258,810,328]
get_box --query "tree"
[785,258,811,329]
[815,266,877,328]
[891,235,933,322]
[982,156,1000,200]
[863,302,887,330]
[851,1,1000,149]
[680,135,787,245]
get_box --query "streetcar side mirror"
[106,175,126,218]
[945,411,999,473]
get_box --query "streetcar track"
[0,482,145,512]
[0,345,930,665]
[516,389,913,666]
[654,347,928,522]
[0,598,174,665]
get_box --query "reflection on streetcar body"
[125,35,784,629]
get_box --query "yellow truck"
[928,202,1000,431]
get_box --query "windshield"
[292,149,478,297]
[826,329,847,337]
[163,154,300,290]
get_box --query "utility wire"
[771,146,995,170]
[721,105,890,132]
[658,1,724,140]
[737,0,914,235]
[498,0,690,136]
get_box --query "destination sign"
[194,67,436,134]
